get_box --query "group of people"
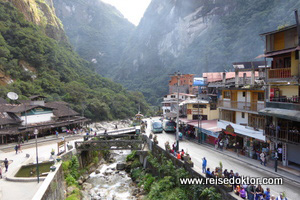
[202,158,287,200]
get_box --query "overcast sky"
[101,0,151,25]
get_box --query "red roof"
[203,72,259,83]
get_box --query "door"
[231,91,237,109]
[251,92,258,111]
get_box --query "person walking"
[255,184,264,200]
[14,144,18,154]
[247,184,255,200]
[264,188,271,200]
[260,152,266,166]
[202,157,207,173]
[276,193,288,200]
[219,139,224,151]
[18,143,22,153]
[236,142,240,157]
[4,158,8,172]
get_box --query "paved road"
[145,118,300,200]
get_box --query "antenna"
[7,92,19,100]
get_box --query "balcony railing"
[218,100,265,112]
[270,96,300,104]
[268,68,291,79]
[265,127,300,144]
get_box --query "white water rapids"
[85,150,140,200]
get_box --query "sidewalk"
[186,137,300,185]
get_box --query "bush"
[70,156,80,179]
[200,187,222,200]
[65,175,77,186]
[62,160,71,172]
[126,150,137,162]
[131,158,142,169]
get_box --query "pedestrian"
[224,137,229,149]
[14,144,18,154]
[115,124,118,129]
[94,131,97,136]
[176,151,181,160]
[180,149,184,160]
[55,130,59,138]
[4,158,8,172]
[205,168,211,178]
[223,169,229,178]
[202,157,207,173]
[240,186,246,199]
[276,193,287,200]
[62,136,65,141]
[255,184,264,200]
[236,142,240,157]
[264,188,271,200]
[18,143,22,153]
[247,184,255,200]
[260,152,266,166]
[214,139,218,149]
[219,139,224,151]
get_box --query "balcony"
[267,96,300,111]
[218,100,265,112]
[268,68,291,79]
[265,127,300,144]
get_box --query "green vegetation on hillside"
[0,2,150,121]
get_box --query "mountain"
[53,0,135,76]
[0,0,151,121]
[52,0,300,106]
[115,0,300,105]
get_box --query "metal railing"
[270,96,300,103]
[265,127,300,144]
[218,100,265,112]
[268,68,291,79]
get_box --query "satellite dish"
[7,92,19,100]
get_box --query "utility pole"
[176,71,181,151]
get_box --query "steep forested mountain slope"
[53,0,135,76]
[115,0,300,105]
[53,0,300,106]
[0,1,150,121]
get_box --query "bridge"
[75,128,145,151]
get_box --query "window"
[248,114,265,129]
[171,95,175,98]
[224,91,230,98]
[242,92,246,97]
[258,93,264,101]
[242,112,245,118]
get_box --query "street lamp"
[34,129,40,183]
[197,99,202,143]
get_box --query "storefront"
[218,120,268,159]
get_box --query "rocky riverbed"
[81,150,144,200]
[88,119,133,132]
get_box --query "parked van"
[163,120,176,132]
[152,121,163,133]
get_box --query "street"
[145,118,300,200]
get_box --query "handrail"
[218,100,265,112]
[268,68,291,79]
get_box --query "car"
[152,121,163,133]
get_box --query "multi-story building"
[161,93,196,118]
[217,62,268,158]
[259,20,300,167]
[169,74,197,94]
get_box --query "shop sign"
[226,124,234,134]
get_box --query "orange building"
[169,74,196,94]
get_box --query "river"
[83,150,142,200]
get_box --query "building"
[0,95,89,144]
[258,20,300,167]
[169,74,197,94]
[162,93,196,118]
[217,62,268,158]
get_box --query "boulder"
[116,163,126,170]
[78,179,83,185]
[82,182,93,191]
[83,174,90,181]
[95,169,100,174]
[67,186,76,194]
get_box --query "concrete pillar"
[235,70,239,88]
[243,73,246,85]
[222,72,226,84]
[251,70,255,86]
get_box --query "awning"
[218,120,265,141]
[259,108,300,122]
[186,119,221,138]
